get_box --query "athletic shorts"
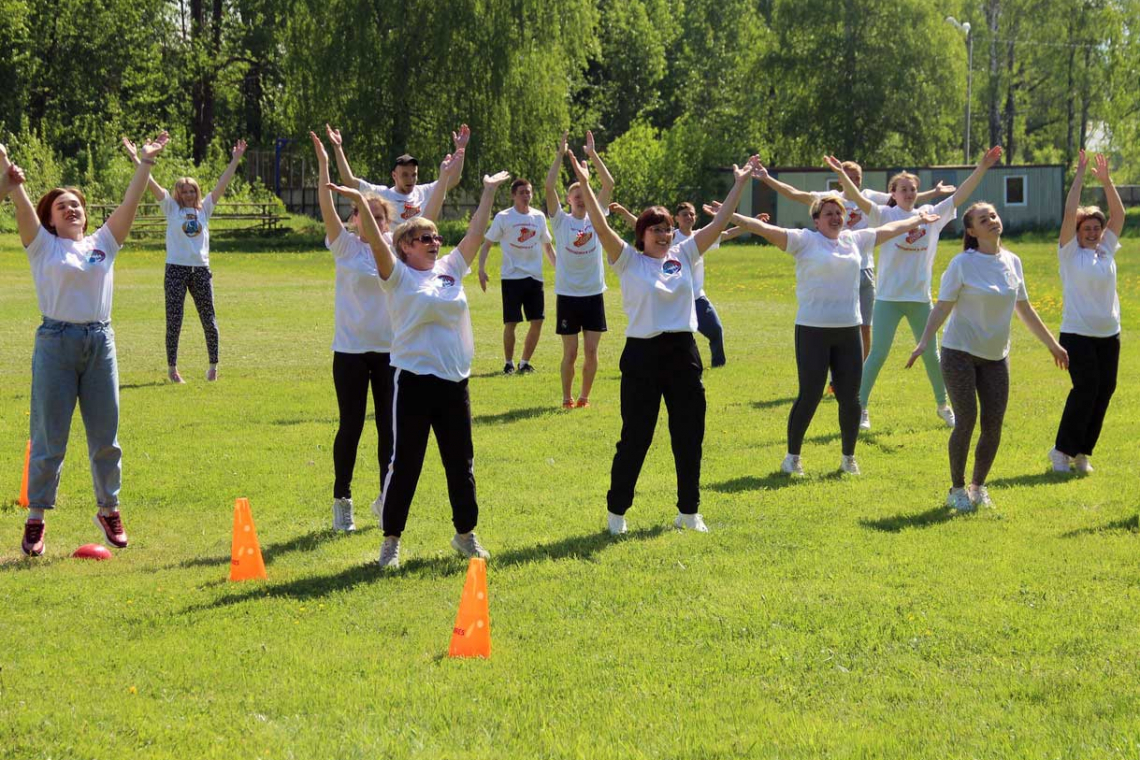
[555,294,608,335]
[501,277,545,323]
[859,269,875,327]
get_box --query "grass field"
[1,230,1138,759]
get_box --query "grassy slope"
[0,232,1138,759]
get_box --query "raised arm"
[584,131,616,207]
[951,146,1002,208]
[1059,150,1087,247]
[0,160,10,201]
[545,131,567,218]
[916,180,956,205]
[326,124,359,186]
[1014,300,1069,369]
[755,160,816,206]
[122,137,167,201]
[446,124,470,191]
[566,148,624,263]
[327,183,397,279]
[1091,153,1125,238]
[693,156,758,253]
[905,301,955,368]
[825,155,872,214]
[311,132,346,244]
[871,212,941,246]
[210,139,247,204]
[700,203,747,245]
[608,202,637,229]
[457,172,511,265]
[729,213,788,251]
[422,148,462,223]
[1,145,40,246]
[107,131,170,245]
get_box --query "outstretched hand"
[483,170,510,189]
[1075,149,1088,173]
[824,154,844,173]
[6,163,27,186]
[232,139,248,159]
[585,130,597,154]
[703,201,722,216]
[138,131,170,161]
[608,201,629,215]
[1051,344,1070,370]
[558,130,568,154]
[441,147,465,176]
[916,212,941,225]
[981,145,1003,168]
[1091,153,1111,183]
[733,155,760,182]
[565,149,590,182]
[121,136,140,164]
[751,160,770,182]
[453,124,471,150]
[905,343,926,369]
[932,180,957,194]
[326,182,364,201]
[309,131,328,162]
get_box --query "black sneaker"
[518,363,536,375]
[21,519,45,556]
[503,362,515,375]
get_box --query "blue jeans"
[28,318,122,509]
[695,296,726,367]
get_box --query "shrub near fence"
[87,201,286,237]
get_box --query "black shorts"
[556,294,608,335]
[501,277,545,323]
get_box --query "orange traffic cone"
[449,557,491,658]
[228,497,267,582]
[17,440,31,508]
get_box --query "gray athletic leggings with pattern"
[165,264,219,366]
[940,347,1009,489]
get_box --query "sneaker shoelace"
[25,521,44,543]
[102,512,124,536]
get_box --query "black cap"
[393,154,418,169]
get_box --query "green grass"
[1,231,1138,759]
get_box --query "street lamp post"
[946,16,973,163]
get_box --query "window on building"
[826,179,843,193]
[1005,175,1027,207]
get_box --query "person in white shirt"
[327,169,510,569]
[124,137,246,384]
[1,133,170,557]
[566,145,759,535]
[833,147,1003,432]
[908,203,1067,511]
[326,122,468,222]
[757,159,954,363]
[1050,151,1126,474]
[727,194,940,477]
[544,130,615,407]
[478,179,556,375]
[311,131,456,532]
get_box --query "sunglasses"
[413,233,444,245]
[648,225,675,235]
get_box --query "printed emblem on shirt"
[1004,269,1020,290]
[662,259,682,275]
[401,202,421,220]
[904,227,927,245]
[182,214,202,238]
[87,250,107,264]
[572,230,594,249]
[846,210,863,228]
[517,227,537,244]
[436,274,456,288]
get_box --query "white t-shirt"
[1059,230,1121,337]
[551,209,607,297]
[379,250,474,382]
[610,238,699,338]
[938,249,1029,361]
[326,231,393,353]
[27,225,120,323]
[809,189,886,270]
[162,195,216,266]
[357,179,439,222]
[672,229,719,298]
[785,228,872,328]
[485,207,552,281]
[868,196,957,302]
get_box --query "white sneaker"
[451,532,490,560]
[968,484,993,508]
[1048,448,1072,473]
[859,409,871,431]
[378,536,400,569]
[332,497,356,532]
[937,405,956,428]
[946,487,975,512]
[370,494,384,522]
[674,513,709,532]
[780,453,804,477]
[1073,454,1094,473]
[840,455,861,475]
[607,511,628,535]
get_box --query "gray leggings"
[940,347,1009,489]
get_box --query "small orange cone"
[449,558,491,658]
[17,440,31,508]
[228,497,267,582]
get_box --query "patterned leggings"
[940,347,1009,489]
[165,264,219,366]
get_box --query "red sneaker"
[94,511,129,548]
[561,400,574,409]
[575,398,591,408]
[22,519,45,556]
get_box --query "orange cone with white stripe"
[228,497,267,581]
[448,558,491,658]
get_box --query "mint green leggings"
[859,299,947,408]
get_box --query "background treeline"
[1,0,1138,215]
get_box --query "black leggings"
[787,325,863,456]
[1054,332,1119,457]
[165,264,219,365]
[332,351,394,500]
[941,347,1009,488]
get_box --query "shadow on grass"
[175,527,375,570]
[120,381,168,390]
[985,471,1078,488]
[473,406,557,425]
[270,415,365,427]
[707,472,803,492]
[860,505,957,533]
[749,397,796,410]
[1061,514,1139,538]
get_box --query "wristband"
[140,158,157,165]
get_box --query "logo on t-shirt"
[436,274,456,288]
[1004,269,1021,290]
[182,214,202,238]
[905,228,927,245]
[517,227,537,244]
[846,210,863,228]
[401,202,421,220]
[572,230,594,249]
[662,259,682,275]
[87,250,107,264]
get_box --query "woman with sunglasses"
[566,145,758,535]
[328,168,510,569]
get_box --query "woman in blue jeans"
[1,133,169,557]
